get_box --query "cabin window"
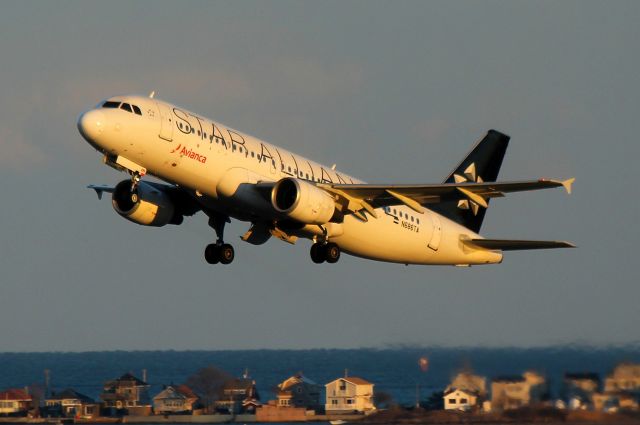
[417,218,420,224]
[132,105,142,115]
[198,130,201,136]
[411,216,414,222]
[120,103,133,113]
[288,166,292,172]
[203,132,207,138]
[251,152,255,158]
[272,159,275,166]
[191,128,195,134]
[102,101,121,108]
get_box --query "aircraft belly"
[334,211,503,265]
[334,214,431,264]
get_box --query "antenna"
[149,91,155,99]
[331,164,337,170]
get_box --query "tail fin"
[430,129,510,233]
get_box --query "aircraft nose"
[77,109,106,143]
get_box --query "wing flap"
[464,239,576,251]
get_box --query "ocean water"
[0,347,638,405]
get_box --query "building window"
[346,399,354,404]
[331,400,338,405]
[460,398,468,404]
[449,399,456,404]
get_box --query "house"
[591,363,640,412]
[100,372,151,416]
[491,371,548,411]
[45,388,98,418]
[443,388,478,411]
[153,385,199,414]
[561,373,600,410]
[0,389,33,417]
[325,376,375,414]
[276,373,322,410]
[604,363,640,393]
[214,377,260,414]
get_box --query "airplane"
[77,93,575,266]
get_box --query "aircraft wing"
[319,178,574,219]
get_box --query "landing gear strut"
[310,242,341,264]
[129,171,144,203]
[204,213,234,265]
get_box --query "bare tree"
[185,366,233,413]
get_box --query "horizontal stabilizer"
[464,239,576,251]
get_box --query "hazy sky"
[0,1,638,352]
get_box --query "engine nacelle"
[271,177,335,224]
[111,180,182,227]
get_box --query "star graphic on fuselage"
[454,163,483,216]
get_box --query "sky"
[0,0,638,352]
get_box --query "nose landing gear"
[204,213,235,265]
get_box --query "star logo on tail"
[454,163,484,216]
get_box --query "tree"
[185,366,233,412]
[424,391,444,410]
[373,390,395,409]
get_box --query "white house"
[0,389,32,416]
[325,377,375,414]
[443,388,478,411]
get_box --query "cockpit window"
[102,101,121,108]
[132,105,142,115]
[120,103,133,113]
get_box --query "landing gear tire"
[204,243,234,265]
[310,242,340,264]
[204,244,220,264]
[310,243,325,264]
[219,244,235,265]
[325,242,341,263]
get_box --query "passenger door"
[156,101,173,142]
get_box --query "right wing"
[319,178,575,219]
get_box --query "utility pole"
[44,369,50,398]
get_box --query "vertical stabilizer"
[430,130,510,233]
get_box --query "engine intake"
[271,177,335,224]
[112,180,182,227]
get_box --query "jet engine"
[271,177,335,224]
[112,180,183,227]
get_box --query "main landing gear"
[310,242,341,264]
[204,214,234,265]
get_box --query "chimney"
[344,369,348,378]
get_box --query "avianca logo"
[455,163,483,215]
[170,144,207,164]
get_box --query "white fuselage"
[79,95,502,266]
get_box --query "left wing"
[319,178,574,219]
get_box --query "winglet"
[562,178,575,195]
